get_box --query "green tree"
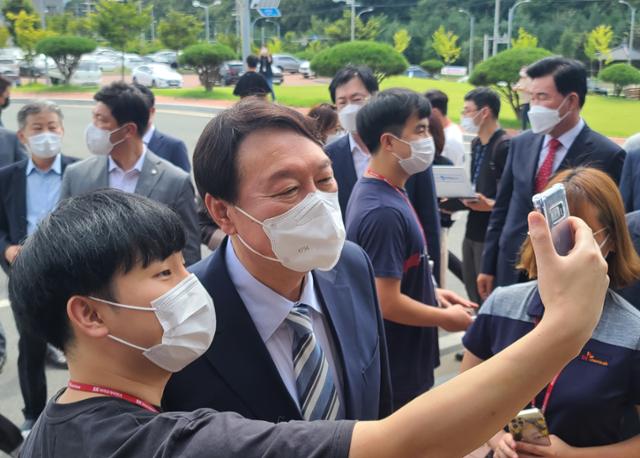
[91,0,152,78]
[158,11,201,52]
[36,35,97,84]
[599,63,640,96]
[511,28,538,49]
[432,26,460,64]
[215,33,240,55]
[310,41,408,83]
[585,25,613,73]
[2,0,35,41]
[394,29,411,54]
[469,47,553,118]
[7,10,50,82]
[420,59,443,74]
[47,12,94,38]
[324,10,382,43]
[179,42,235,91]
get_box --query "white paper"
[432,166,477,199]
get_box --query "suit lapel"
[147,130,161,153]
[560,124,591,169]
[201,240,301,420]
[10,164,28,239]
[313,265,357,417]
[135,152,163,197]
[341,136,358,190]
[526,134,545,193]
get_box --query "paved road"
[0,99,470,440]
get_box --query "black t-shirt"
[465,129,510,242]
[346,178,439,408]
[20,390,355,457]
[233,71,271,98]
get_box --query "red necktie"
[535,138,562,193]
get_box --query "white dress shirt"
[443,123,466,165]
[537,118,585,173]
[225,240,345,409]
[108,149,146,193]
[348,132,370,179]
[142,124,155,146]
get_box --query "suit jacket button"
[151,168,158,175]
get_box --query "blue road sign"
[257,7,281,17]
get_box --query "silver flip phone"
[532,183,572,256]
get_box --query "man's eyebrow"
[266,159,333,184]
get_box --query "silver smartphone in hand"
[532,183,573,256]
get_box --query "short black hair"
[193,98,322,203]
[246,54,259,68]
[94,82,150,137]
[133,82,156,109]
[8,190,186,351]
[424,89,449,116]
[0,75,10,93]
[464,87,501,119]
[329,65,379,103]
[357,88,431,154]
[526,56,587,107]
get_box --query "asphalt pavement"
[0,99,470,443]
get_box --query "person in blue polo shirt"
[461,167,640,457]
[345,88,477,408]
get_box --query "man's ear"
[67,296,110,340]
[16,129,27,145]
[205,193,238,236]
[379,132,396,153]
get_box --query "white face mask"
[85,123,127,156]
[234,191,346,272]
[392,136,436,175]
[460,112,481,134]
[27,132,62,158]
[338,104,361,133]
[528,97,570,134]
[593,227,610,254]
[90,274,216,373]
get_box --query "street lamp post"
[507,0,531,49]
[357,7,374,20]
[192,0,221,43]
[458,9,475,75]
[333,0,357,41]
[620,0,637,65]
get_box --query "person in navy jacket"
[163,99,393,422]
[478,57,625,299]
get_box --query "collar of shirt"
[348,132,370,178]
[108,148,147,174]
[26,153,62,176]
[142,124,155,146]
[225,239,322,343]
[543,117,585,151]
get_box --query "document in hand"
[432,166,477,199]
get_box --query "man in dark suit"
[164,99,392,422]
[620,147,640,212]
[0,128,26,167]
[0,101,78,433]
[60,82,201,266]
[618,210,640,310]
[134,83,191,173]
[325,65,443,283]
[478,57,626,299]
[0,75,10,128]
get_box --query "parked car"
[299,60,315,79]
[124,53,145,69]
[587,78,608,96]
[218,60,244,86]
[272,54,301,73]
[49,59,102,86]
[404,65,433,79]
[0,56,20,84]
[132,63,183,88]
[149,50,179,68]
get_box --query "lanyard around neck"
[67,380,159,413]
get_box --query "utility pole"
[620,0,637,65]
[237,0,251,66]
[458,9,474,75]
[350,0,355,41]
[493,0,501,56]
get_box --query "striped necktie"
[286,304,342,421]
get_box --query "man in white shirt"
[425,89,466,165]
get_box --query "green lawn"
[15,77,640,138]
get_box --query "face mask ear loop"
[107,334,150,352]
[88,296,157,311]
[234,234,280,263]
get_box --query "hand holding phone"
[508,408,551,446]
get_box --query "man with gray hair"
[0,100,78,435]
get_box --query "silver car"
[272,54,301,73]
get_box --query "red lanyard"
[366,169,427,248]
[67,380,160,413]
[530,318,561,414]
